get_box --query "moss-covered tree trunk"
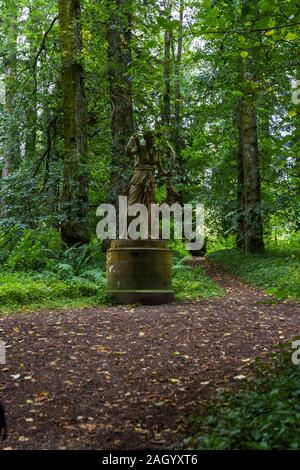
[107,0,134,205]
[59,0,89,246]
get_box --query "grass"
[184,343,300,450]
[0,271,111,315]
[1,242,298,313]
[172,264,224,300]
[0,263,224,315]
[208,248,300,300]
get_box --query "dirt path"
[0,259,299,449]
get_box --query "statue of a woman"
[125,131,166,208]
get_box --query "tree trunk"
[173,0,184,158]
[107,0,134,205]
[236,100,245,250]
[59,0,90,246]
[2,1,20,177]
[24,80,37,163]
[235,0,264,253]
[162,4,171,133]
[239,66,264,253]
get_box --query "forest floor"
[0,259,299,450]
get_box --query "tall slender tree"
[235,0,264,253]
[236,98,245,250]
[238,62,264,252]
[107,0,134,205]
[162,0,172,133]
[2,0,20,177]
[173,0,184,159]
[59,0,89,245]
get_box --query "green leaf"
[288,110,297,117]
[286,32,297,41]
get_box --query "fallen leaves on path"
[0,260,299,449]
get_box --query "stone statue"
[106,130,176,305]
[125,130,167,207]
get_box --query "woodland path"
[0,259,299,449]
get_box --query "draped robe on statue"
[125,132,165,208]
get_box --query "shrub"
[5,228,61,271]
[206,235,235,253]
[59,237,105,275]
[168,239,190,262]
[0,225,25,265]
[185,344,300,450]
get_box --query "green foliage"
[265,230,300,251]
[185,344,300,450]
[58,237,105,275]
[173,264,224,300]
[0,225,24,264]
[0,271,110,314]
[208,247,300,299]
[0,0,299,254]
[0,229,224,311]
[206,235,235,253]
[168,239,190,262]
[0,0,299,309]
[5,228,61,271]
[0,228,109,313]
[182,0,300,240]
[0,227,105,277]
[169,238,224,301]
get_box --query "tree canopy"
[0,0,299,250]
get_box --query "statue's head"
[144,130,154,147]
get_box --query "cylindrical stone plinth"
[107,239,175,305]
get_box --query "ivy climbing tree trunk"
[107,0,134,205]
[59,0,90,246]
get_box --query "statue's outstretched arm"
[126,134,140,155]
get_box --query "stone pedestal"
[107,239,174,305]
